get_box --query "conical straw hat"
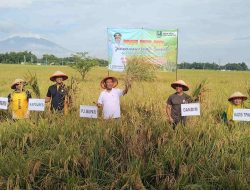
[100,76,118,89]
[50,71,68,81]
[228,91,247,101]
[171,80,189,91]
[11,79,26,89]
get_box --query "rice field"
[0,64,249,190]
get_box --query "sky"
[0,0,250,65]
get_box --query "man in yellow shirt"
[8,79,32,119]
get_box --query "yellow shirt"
[10,91,29,119]
[226,103,245,121]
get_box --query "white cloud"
[0,0,250,65]
[0,0,32,8]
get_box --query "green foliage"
[42,54,61,65]
[0,51,37,64]
[71,52,98,80]
[0,51,108,67]
[93,58,109,67]
[178,62,249,71]
[223,62,248,71]
[125,56,157,81]
[191,79,208,102]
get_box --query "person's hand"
[125,78,132,89]
[169,117,174,124]
[93,102,102,108]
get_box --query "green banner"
[107,28,178,72]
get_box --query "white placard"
[80,105,98,118]
[28,99,45,111]
[0,97,8,110]
[181,103,200,116]
[233,109,250,121]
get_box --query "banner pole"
[107,27,110,77]
[175,29,179,80]
[140,27,143,57]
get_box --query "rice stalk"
[24,71,41,98]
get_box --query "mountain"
[0,36,73,58]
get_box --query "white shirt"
[98,88,124,119]
[109,43,126,72]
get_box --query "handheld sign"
[80,105,98,118]
[0,97,8,110]
[28,99,45,111]
[233,109,250,121]
[181,103,200,116]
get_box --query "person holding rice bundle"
[97,76,130,119]
[8,79,32,119]
[45,71,69,114]
[224,91,248,126]
[166,80,193,129]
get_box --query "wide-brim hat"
[100,76,118,89]
[50,71,68,81]
[11,79,27,89]
[228,91,248,101]
[171,80,189,91]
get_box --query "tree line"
[178,62,248,71]
[0,51,249,71]
[0,51,108,67]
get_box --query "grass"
[0,64,249,189]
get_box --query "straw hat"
[11,79,26,89]
[228,91,248,101]
[50,71,68,81]
[100,76,118,89]
[171,80,189,91]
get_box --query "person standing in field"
[45,71,69,114]
[8,79,32,119]
[97,76,130,119]
[224,91,248,126]
[166,80,192,129]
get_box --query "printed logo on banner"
[80,106,98,118]
[0,97,8,110]
[156,31,162,38]
[181,103,201,116]
[28,99,45,111]
[233,109,250,121]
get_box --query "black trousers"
[172,119,186,130]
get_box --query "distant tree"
[224,63,248,71]
[71,52,98,80]
[240,62,248,70]
[94,58,109,67]
[0,51,37,64]
[42,54,60,65]
[178,62,248,71]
